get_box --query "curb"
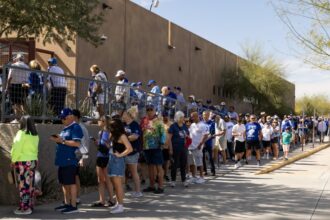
[255,143,330,175]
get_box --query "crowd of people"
[7,59,330,216]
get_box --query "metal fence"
[0,65,206,122]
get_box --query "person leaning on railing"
[10,115,39,215]
[47,58,67,116]
[5,53,30,122]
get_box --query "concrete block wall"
[0,123,100,205]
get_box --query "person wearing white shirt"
[114,70,129,102]
[188,112,209,184]
[225,116,235,161]
[232,118,246,168]
[5,53,29,121]
[214,115,227,167]
[317,118,327,143]
[47,57,67,116]
[262,122,273,160]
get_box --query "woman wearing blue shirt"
[91,116,115,207]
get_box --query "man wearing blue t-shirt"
[245,115,262,166]
[50,108,83,214]
[202,111,216,176]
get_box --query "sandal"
[90,201,106,207]
[108,199,116,207]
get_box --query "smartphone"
[90,136,96,141]
[51,134,59,138]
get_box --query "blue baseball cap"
[137,82,142,86]
[130,82,137,87]
[147,80,156,87]
[146,104,155,109]
[48,57,57,65]
[59,108,73,119]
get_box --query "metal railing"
[0,65,207,122]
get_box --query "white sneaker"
[238,161,242,167]
[169,181,176,187]
[234,163,239,169]
[188,177,197,184]
[130,192,143,198]
[14,208,32,215]
[110,204,124,214]
[195,177,206,184]
[183,181,189,187]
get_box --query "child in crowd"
[282,127,293,160]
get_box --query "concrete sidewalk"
[1,142,330,219]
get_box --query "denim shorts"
[108,153,125,177]
[125,152,140,164]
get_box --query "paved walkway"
[1,142,330,219]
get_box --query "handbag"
[184,136,192,149]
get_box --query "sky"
[131,0,329,99]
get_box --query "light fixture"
[100,34,108,41]
[195,46,201,51]
[102,3,112,10]
[150,0,160,11]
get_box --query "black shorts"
[162,149,170,161]
[271,138,279,144]
[58,165,77,185]
[10,84,28,105]
[144,149,164,165]
[246,140,261,150]
[235,141,246,153]
[76,166,80,176]
[96,157,109,168]
[138,152,147,163]
[262,141,271,148]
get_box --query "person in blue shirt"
[129,82,139,106]
[50,108,83,214]
[168,111,190,187]
[28,60,43,97]
[202,110,216,176]
[245,114,262,166]
[219,102,228,118]
[147,80,161,113]
[122,106,143,197]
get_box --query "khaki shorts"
[188,149,203,167]
[216,139,227,151]
[282,144,290,152]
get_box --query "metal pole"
[313,108,315,148]
[150,0,154,11]
[42,71,47,122]
[1,66,7,122]
[75,77,79,109]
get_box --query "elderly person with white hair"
[167,111,190,187]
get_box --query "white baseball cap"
[115,70,125,77]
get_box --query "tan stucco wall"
[0,124,99,205]
[35,39,77,75]
[30,0,293,113]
